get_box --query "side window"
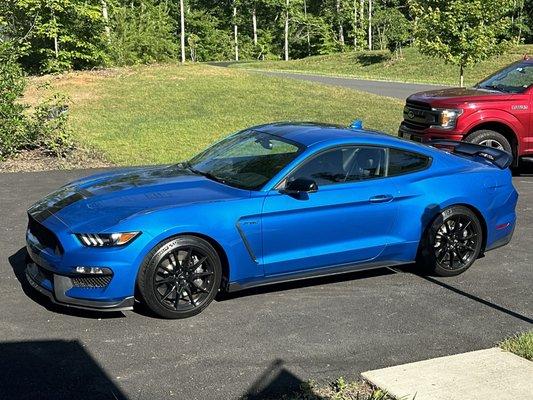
[345,147,386,181]
[388,148,429,176]
[288,147,355,186]
[287,146,386,186]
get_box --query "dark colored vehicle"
[399,58,533,167]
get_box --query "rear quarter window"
[388,148,430,176]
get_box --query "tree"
[284,0,289,60]
[2,0,107,73]
[108,0,178,66]
[367,0,372,50]
[180,0,186,63]
[373,7,410,56]
[409,0,516,86]
[233,0,239,60]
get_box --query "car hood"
[408,87,512,105]
[28,165,250,232]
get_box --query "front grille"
[27,215,63,254]
[406,99,432,110]
[71,275,112,288]
[403,100,438,130]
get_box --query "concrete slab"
[362,348,533,400]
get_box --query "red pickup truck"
[399,58,533,168]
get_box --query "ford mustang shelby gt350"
[25,122,517,318]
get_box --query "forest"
[1,0,532,74]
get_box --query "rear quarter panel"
[391,151,517,260]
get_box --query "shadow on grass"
[355,52,390,66]
[0,340,127,400]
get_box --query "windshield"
[186,130,304,190]
[476,62,533,93]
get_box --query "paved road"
[258,71,444,100]
[208,62,444,99]
[1,169,532,400]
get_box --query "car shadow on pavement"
[0,339,128,400]
[8,247,126,319]
[390,264,533,325]
[240,359,323,400]
[217,267,396,302]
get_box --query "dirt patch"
[0,148,113,173]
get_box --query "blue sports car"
[25,122,518,318]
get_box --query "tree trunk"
[367,0,372,50]
[359,0,364,49]
[284,0,289,61]
[460,64,464,87]
[101,0,110,38]
[352,0,357,50]
[303,0,310,55]
[337,0,344,46]
[179,0,185,63]
[234,3,239,61]
[52,14,59,58]
[252,6,258,46]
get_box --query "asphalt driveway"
[208,62,444,99]
[256,71,444,100]
[1,169,532,400]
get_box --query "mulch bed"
[0,148,113,173]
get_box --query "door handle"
[369,194,394,203]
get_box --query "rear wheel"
[418,206,483,277]
[137,236,222,319]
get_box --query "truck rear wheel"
[465,129,512,154]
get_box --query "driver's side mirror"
[281,178,318,195]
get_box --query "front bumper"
[25,261,134,312]
[398,123,465,142]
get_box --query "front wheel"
[418,206,483,277]
[465,129,512,154]
[137,236,222,319]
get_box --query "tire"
[137,235,222,319]
[465,129,512,154]
[418,206,483,277]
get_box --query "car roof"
[251,122,423,150]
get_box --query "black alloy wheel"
[419,206,483,277]
[138,236,222,319]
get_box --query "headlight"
[432,108,463,129]
[76,232,140,247]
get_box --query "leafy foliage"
[0,40,72,159]
[409,0,516,84]
[373,7,410,57]
[500,331,533,361]
[1,0,530,74]
[108,0,178,66]
[3,0,108,73]
[0,41,29,159]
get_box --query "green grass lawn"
[34,64,403,165]
[500,331,533,361]
[231,45,533,86]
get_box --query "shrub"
[0,41,30,159]
[29,91,73,157]
[0,40,73,160]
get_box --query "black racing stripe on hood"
[30,189,93,223]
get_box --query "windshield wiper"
[183,162,227,185]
